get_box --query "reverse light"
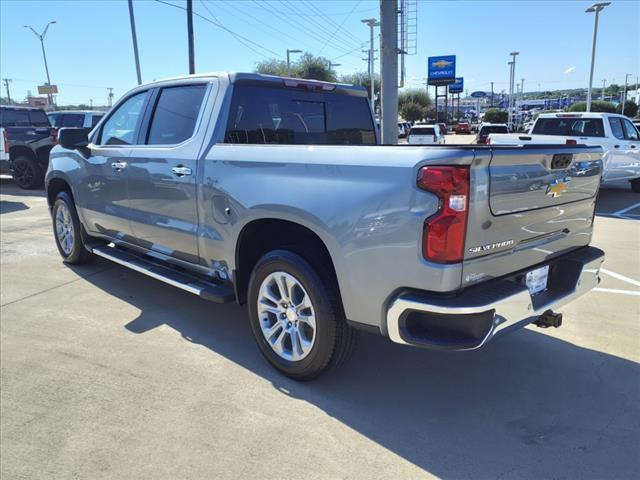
[417,166,469,263]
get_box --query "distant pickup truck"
[0,106,57,189]
[488,113,640,192]
[46,73,605,380]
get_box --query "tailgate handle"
[551,153,573,170]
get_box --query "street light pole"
[361,18,380,111]
[622,73,630,117]
[24,21,56,106]
[508,51,519,129]
[585,2,611,112]
[286,49,302,77]
[507,60,514,128]
[128,0,142,85]
[601,79,606,100]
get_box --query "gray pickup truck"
[46,73,605,380]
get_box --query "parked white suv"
[407,124,445,144]
[48,110,105,129]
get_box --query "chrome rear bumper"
[386,246,605,350]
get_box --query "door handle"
[171,166,192,177]
[614,145,620,149]
[111,161,127,170]
[631,144,637,149]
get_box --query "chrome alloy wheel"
[55,203,75,255]
[257,271,316,361]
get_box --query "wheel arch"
[233,218,345,309]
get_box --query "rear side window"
[61,114,84,127]
[100,91,149,145]
[146,84,207,145]
[622,118,639,140]
[224,85,375,145]
[608,117,625,140]
[0,109,50,127]
[533,118,605,137]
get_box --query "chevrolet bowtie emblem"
[432,60,453,68]
[546,179,569,197]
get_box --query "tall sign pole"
[128,0,142,85]
[380,0,398,145]
[187,0,195,74]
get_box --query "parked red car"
[455,122,471,134]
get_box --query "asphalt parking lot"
[1,177,638,479]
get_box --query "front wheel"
[247,250,355,381]
[52,191,94,264]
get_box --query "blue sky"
[1,0,638,105]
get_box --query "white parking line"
[593,288,640,296]
[612,202,640,220]
[600,268,640,288]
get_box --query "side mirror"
[58,127,90,149]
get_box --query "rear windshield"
[532,118,605,137]
[0,109,50,127]
[410,127,435,135]
[480,125,508,135]
[224,85,376,145]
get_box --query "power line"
[318,1,362,54]
[155,0,284,59]
[300,0,365,46]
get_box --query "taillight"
[566,139,577,145]
[51,128,58,146]
[2,129,8,154]
[417,166,469,263]
[486,136,491,145]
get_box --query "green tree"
[400,102,424,123]
[294,53,337,82]
[568,101,616,113]
[484,108,508,123]
[617,100,638,118]
[339,72,380,101]
[398,89,431,109]
[255,53,337,82]
[254,59,288,77]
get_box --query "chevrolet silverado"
[45,73,605,380]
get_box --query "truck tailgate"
[462,145,603,287]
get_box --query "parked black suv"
[0,106,56,189]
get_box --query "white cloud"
[564,66,576,74]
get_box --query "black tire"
[51,191,94,264]
[11,155,44,190]
[247,249,356,381]
[631,178,640,193]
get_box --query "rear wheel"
[52,191,94,264]
[247,250,355,381]
[11,156,44,190]
[630,178,640,193]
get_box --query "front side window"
[622,118,639,140]
[224,85,375,145]
[146,84,207,145]
[99,91,149,145]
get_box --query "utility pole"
[490,81,494,107]
[361,18,380,112]
[286,49,302,77]
[585,2,610,112]
[107,88,114,108]
[622,73,630,117]
[128,0,142,85]
[24,21,56,106]
[601,79,606,100]
[187,0,195,74]
[508,52,519,129]
[2,78,12,104]
[507,61,514,128]
[379,0,398,144]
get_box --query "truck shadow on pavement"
[70,260,640,479]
